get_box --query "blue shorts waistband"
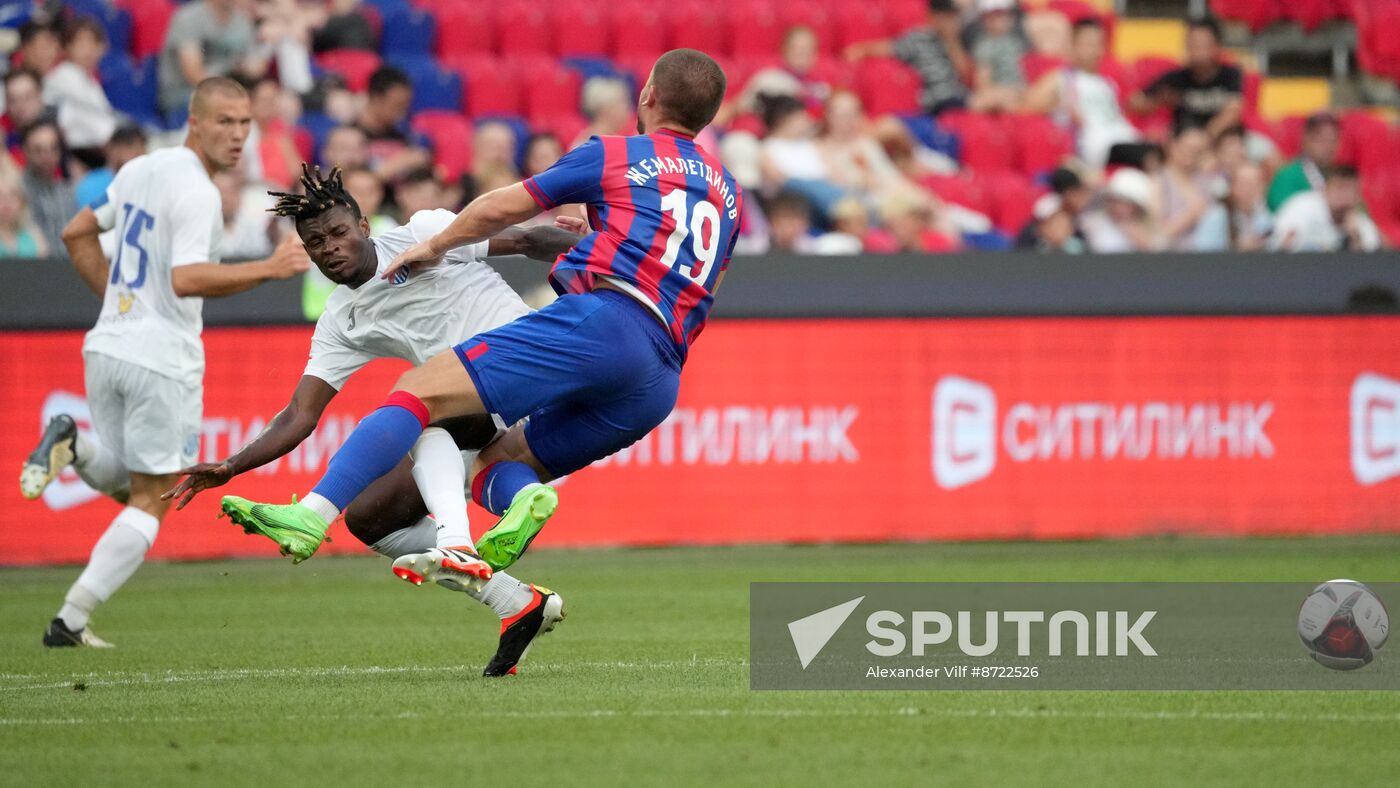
[590,288,684,368]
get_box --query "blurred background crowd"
[0,0,1394,272]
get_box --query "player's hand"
[383,238,445,281]
[554,215,589,235]
[162,461,235,510]
[265,235,311,280]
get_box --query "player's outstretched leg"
[484,584,566,677]
[219,494,332,563]
[20,415,132,503]
[472,462,558,571]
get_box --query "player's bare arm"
[163,375,338,509]
[485,224,583,262]
[384,183,541,279]
[169,235,311,298]
[61,208,110,297]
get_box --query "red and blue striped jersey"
[521,129,743,355]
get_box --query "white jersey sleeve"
[406,209,488,265]
[168,181,224,267]
[303,310,376,390]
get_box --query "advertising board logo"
[931,376,997,490]
[1351,372,1400,486]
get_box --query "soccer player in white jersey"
[161,165,580,675]
[19,77,311,647]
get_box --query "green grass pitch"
[3,537,1399,787]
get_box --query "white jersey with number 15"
[83,146,223,387]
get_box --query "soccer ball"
[1297,579,1390,670]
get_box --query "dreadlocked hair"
[269,163,360,221]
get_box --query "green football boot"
[474,483,558,571]
[219,495,330,563]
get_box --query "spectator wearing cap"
[1022,18,1140,168]
[43,16,114,164]
[1271,166,1380,252]
[355,66,432,181]
[158,0,259,115]
[1267,113,1339,212]
[74,122,146,209]
[1129,17,1242,139]
[18,119,74,257]
[846,0,973,117]
[970,0,1027,112]
[1016,166,1089,248]
[1080,168,1159,252]
[1023,193,1085,253]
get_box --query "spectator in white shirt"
[43,16,114,166]
[1270,166,1381,252]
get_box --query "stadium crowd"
[0,0,1390,261]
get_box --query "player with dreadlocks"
[164,163,583,674]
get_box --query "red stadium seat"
[1097,56,1132,100]
[1021,52,1068,85]
[524,62,582,123]
[117,0,173,60]
[444,54,524,118]
[1362,169,1400,246]
[886,0,928,37]
[777,2,835,56]
[832,1,889,50]
[1047,0,1115,40]
[551,0,610,57]
[536,113,590,148]
[1209,0,1282,32]
[939,111,1017,174]
[669,2,727,57]
[608,1,668,61]
[315,49,382,93]
[852,57,921,116]
[979,171,1043,235]
[411,110,474,180]
[1285,0,1343,31]
[920,172,993,218]
[1012,113,1075,177]
[433,3,498,58]
[1338,111,1394,173]
[498,2,552,56]
[728,1,784,61]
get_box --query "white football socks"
[72,433,130,499]
[369,516,438,559]
[468,572,535,619]
[300,491,341,524]
[57,506,159,631]
[409,427,474,550]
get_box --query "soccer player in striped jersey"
[221,50,741,674]
[161,165,580,674]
